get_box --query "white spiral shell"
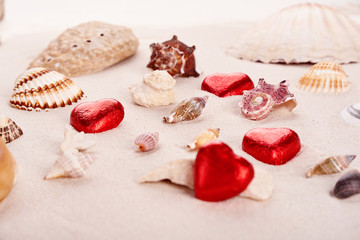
[135,132,159,152]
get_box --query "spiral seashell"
[340,102,360,127]
[0,116,23,144]
[187,128,220,150]
[306,155,356,178]
[298,61,349,93]
[10,67,85,111]
[147,35,199,78]
[135,132,159,152]
[0,138,18,202]
[164,96,208,124]
[240,92,273,120]
[333,170,360,199]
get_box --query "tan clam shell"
[0,138,17,202]
[10,67,85,111]
[0,116,23,144]
[187,128,220,150]
[298,61,349,93]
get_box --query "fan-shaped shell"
[228,3,360,64]
[333,170,360,199]
[0,116,23,144]
[164,96,208,123]
[187,128,220,150]
[135,132,159,152]
[340,102,360,127]
[306,155,356,178]
[298,61,349,93]
[10,67,85,111]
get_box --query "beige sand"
[0,23,359,239]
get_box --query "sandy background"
[0,0,360,239]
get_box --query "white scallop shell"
[0,115,23,144]
[340,102,360,127]
[228,3,360,64]
[10,67,85,111]
[135,132,159,152]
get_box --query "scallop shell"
[187,128,220,150]
[0,138,18,202]
[147,35,199,77]
[135,132,159,152]
[306,155,356,178]
[340,102,360,127]
[10,67,85,111]
[228,3,360,64]
[0,116,23,144]
[333,170,360,199]
[164,96,208,124]
[298,61,349,93]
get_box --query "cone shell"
[10,67,85,111]
[0,138,17,202]
[135,132,159,152]
[187,128,220,150]
[164,96,208,123]
[340,102,360,127]
[298,61,349,93]
[228,3,360,64]
[0,116,23,144]
[306,155,356,178]
[333,170,360,199]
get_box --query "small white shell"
[135,132,159,152]
[0,115,23,144]
[340,102,360,127]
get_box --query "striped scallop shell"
[0,116,23,144]
[135,132,159,152]
[298,61,349,93]
[333,170,360,199]
[240,92,273,120]
[10,67,85,111]
[340,102,360,127]
[306,155,356,178]
[164,96,208,123]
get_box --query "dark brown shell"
[147,35,199,78]
[333,170,360,199]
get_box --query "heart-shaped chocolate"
[70,98,124,133]
[201,73,254,97]
[194,140,254,202]
[242,128,301,165]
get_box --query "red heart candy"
[201,73,254,97]
[70,98,124,133]
[242,128,301,165]
[194,140,254,202]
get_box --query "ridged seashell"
[228,3,360,64]
[306,155,356,178]
[28,21,139,77]
[0,138,18,202]
[340,102,360,127]
[10,67,85,111]
[135,132,159,152]
[240,79,297,120]
[163,96,208,123]
[147,35,199,78]
[129,70,176,108]
[0,116,23,144]
[333,170,360,199]
[187,128,220,150]
[298,61,349,93]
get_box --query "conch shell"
[0,116,23,144]
[306,155,356,178]
[187,128,220,150]
[135,132,159,152]
[0,138,17,202]
[129,70,176,108]
[164,96,208,123]
[333,170,360,199]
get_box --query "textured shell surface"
[129,70,176,108]
[0,116,23,144]
[306,155,356,178]
[147,35,199,77]
[28,21,139,77]
[187,128,220,150]
[340,102,360,127]
[333,170,360,199]
[10,67,85,111]
[298,61,349,93]
[228,3,360,64]
[0,138,17,202]
[135,132,159,152]
[164,96,208,123]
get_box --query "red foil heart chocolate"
[201,73,254,97]
[70,98,124,133]
[194,140,254,202]
[242,128,301,165]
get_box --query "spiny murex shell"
[298,61,349,93]
[10,67,85,111]
[44,126,96,180]
[306,155,356,178]
[164,96,208,123]
[29,21,139,77]
[333,170,360,199]
[187,128,220,150]
[228,3,360,64]
[129,70,176,108]
[135,132,159,152]
[340,102,360,127]
[138,159,274,201]
[0,116,23,144]
[0,138,18,202]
